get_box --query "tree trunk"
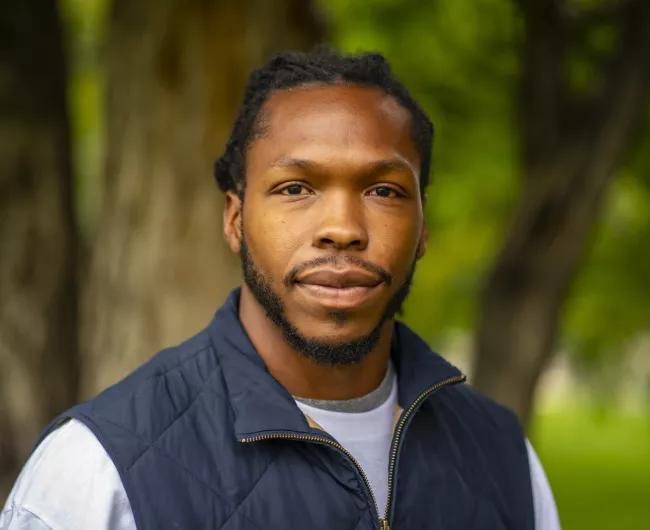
[473,0,650,427]
[81,0,325,397]
[0,0,79,498]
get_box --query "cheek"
[244,201,308,281]
[369,212,421,271]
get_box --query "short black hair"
[214,46,434,197]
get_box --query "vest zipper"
[382,374,467,527]
[240,373,466,530]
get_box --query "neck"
[238,284,393,401]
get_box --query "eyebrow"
[270,157,416,178]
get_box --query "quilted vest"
[41,289,534,530]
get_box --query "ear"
[223,191,243,254]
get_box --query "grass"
[531,409,650,530]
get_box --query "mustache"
[284,255,393,288]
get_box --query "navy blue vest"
[42,289,534,529]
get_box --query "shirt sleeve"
[0,419,136,530]
[526,439,562,530]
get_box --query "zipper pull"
[380,519,389,530]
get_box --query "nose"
[312,191,368,251]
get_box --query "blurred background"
[1,0,649,527]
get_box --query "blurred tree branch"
[474,0,650,426]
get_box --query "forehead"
[249,85,420,173]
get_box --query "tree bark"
[0,0,79,497]
[473,0,650,427]
[82,0,325,397]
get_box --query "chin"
[296,319,380,343]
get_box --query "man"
[2,48,560,529]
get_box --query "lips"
[295,268,383,288]
[294,268,384,310]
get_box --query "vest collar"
[209,288,464,440]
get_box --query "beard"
[240,236,416,366]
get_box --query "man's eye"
[371,186,398,198]
[281,184,308,195]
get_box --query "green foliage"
[565,173,650,365]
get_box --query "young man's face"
[225,85,426,364]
